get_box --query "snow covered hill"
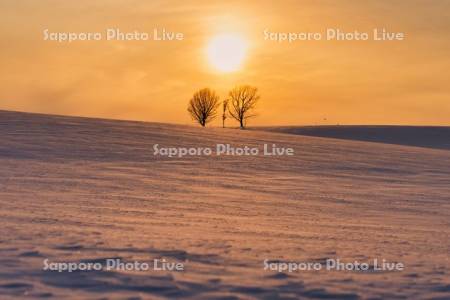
[257,125,450,150]
[0,110,449,299]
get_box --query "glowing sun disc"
[206,34,247,72]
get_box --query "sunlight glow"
[206,34,248,73]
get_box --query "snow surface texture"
[0,110,449,299]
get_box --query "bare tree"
[187,88,220,127]
[222,100,228,128]
[227,85,260,129]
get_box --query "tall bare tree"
[187,88,220,127]
[228,85,260,129]
[222,100,228,128]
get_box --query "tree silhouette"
[228,85,260,129]
[222,100,228,128]
[187,88,220,127]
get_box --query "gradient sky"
[0,0,449,125]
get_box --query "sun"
[206,34,248,73]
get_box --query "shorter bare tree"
[228,85,260,129]
[222,100,228,128]
[187,88,220,127]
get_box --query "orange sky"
[0,0,449,125]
